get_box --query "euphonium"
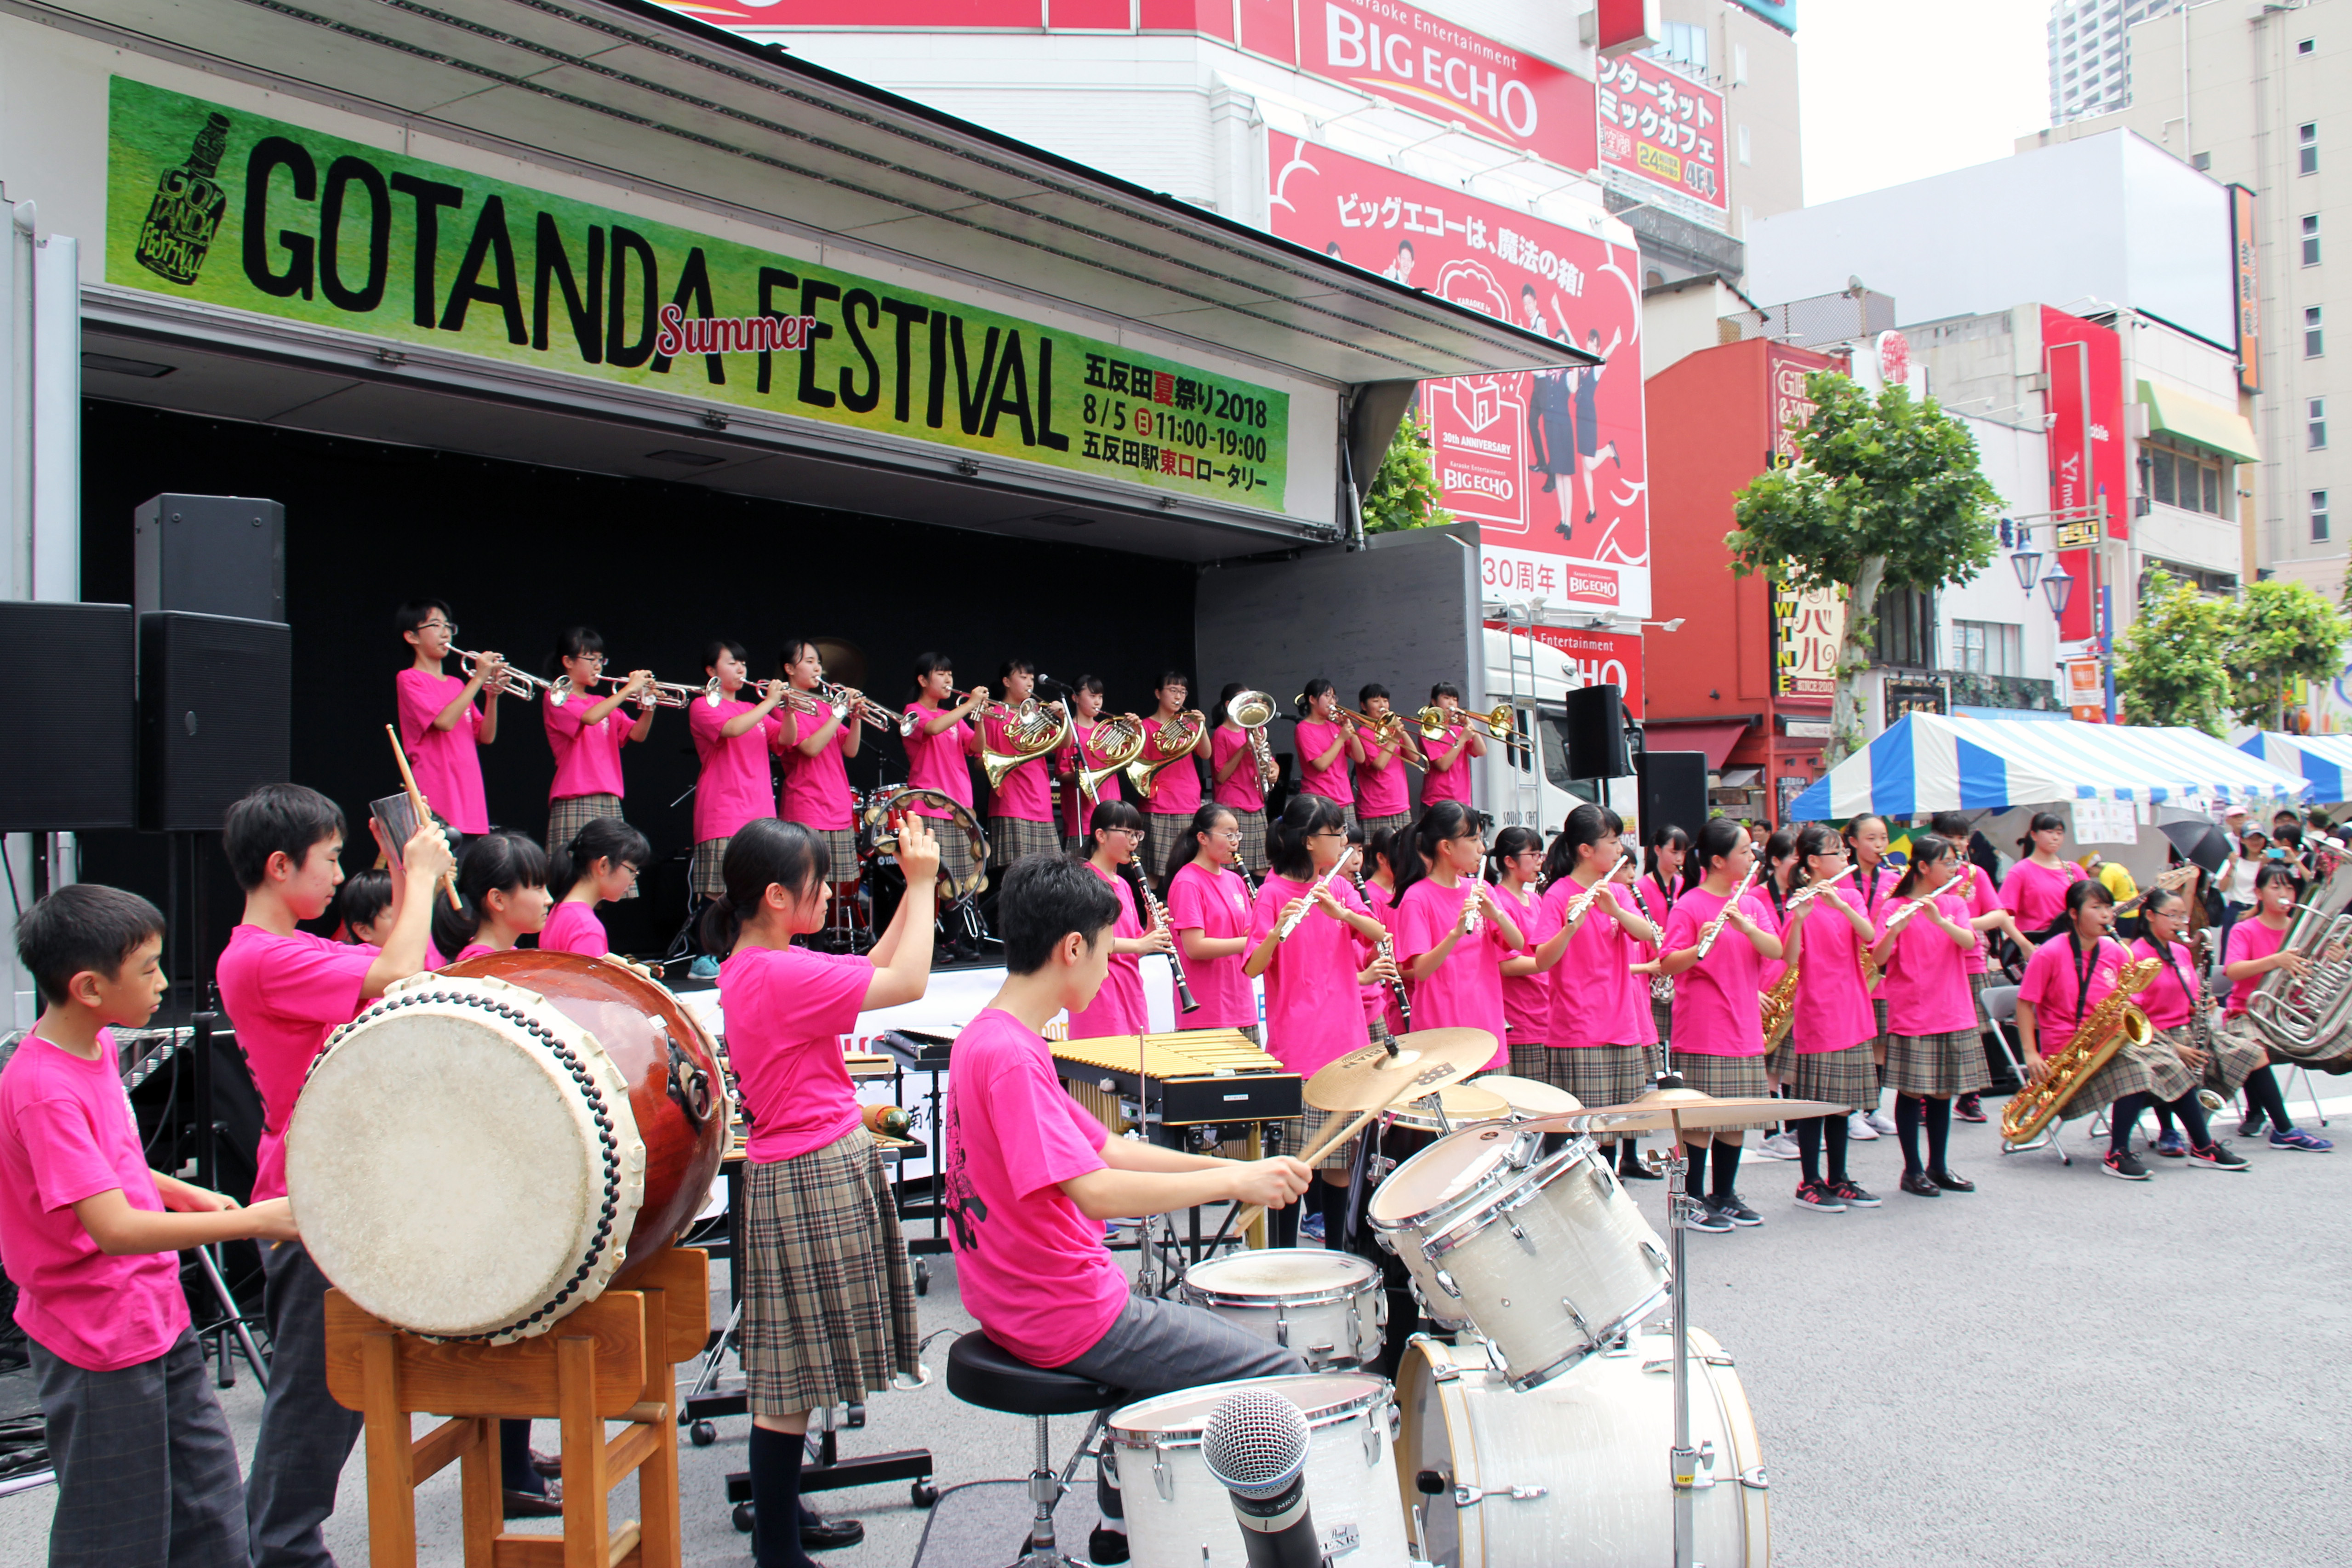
[2000,957,2161,1144]
[981,699,1074,789]
[1126,709,1207,800]
[1077,714,1148,803]
[2244,854,2352,1065]
[1228,690,1283,790]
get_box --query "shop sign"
[1781,719,1832,739]
[1481,620,1643,710]
[2230,183,2261,395]
[108,79,1292,512]
[1593,55,1727,212]
[2064,658,2107,723]
[2042,307,2127,641]
[1771,581,1842,702]
[1270,137,1650,615]
[1766,344,1819,464]
[1884,679,1945,725]
[1301,0,1598,171]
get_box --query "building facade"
[2047,0,2182,126]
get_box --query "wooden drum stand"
[325,1247,710,1568]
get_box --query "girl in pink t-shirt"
[1657,818,1783,1227]
[1491,825,1574,1076]
[541,817,651,958]
[1633,826,1689,1050]
[1393,802,1522,1072]
[1538,806,1660,1178]
[1060,677,1126,845]
[708,815,939,1548]
[1164,804,1259,1034]
[1209,683,1271,877]
[688,640,788,901]
[1068,801,1171,1039]
[2128,885,2255,1167]
[394,598,504,837]
[1350,684,1417,830]
[541,626,656,852]
[1290,680,1362,810]
[1867,834,1999,1198]
[902,652,989,896]
[2219,864,2333,1149]
[2002,811,2089,939]
[1772,824,1886,1212]
[436,831,553,966]
[1360,827,1412,1040]
[1417,683,1485,807]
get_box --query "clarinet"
[1134,872,1200,1014]
[1353,866,1413,1030]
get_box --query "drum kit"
[843,784,993,953]
[1125,1027,1837,1568]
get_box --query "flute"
[1693,861,1762,960]
[1276,852,1357,940]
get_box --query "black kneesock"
[2169,1092,2212,1147]
[1794,1117,1823,1185]
[1824,1111,1850,1184]
[2151,1100,2178,1135]
[1895,1094,1925,1174]
[749,1425,815,1568]
[500,1420,539,1494]
[1709,1140,1741,1200]
[1924,1096,1952,1171]
[2246,1066,2291,1130]
[2108,1092,2151,1154]
[1618,1136,1644,1172]
[1272,1199,1299,1249]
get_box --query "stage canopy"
[1787,713,2312,821]
[2240,733,2352,803]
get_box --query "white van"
[1478,621,1643,843]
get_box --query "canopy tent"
[2240,732,2352,803]
[1786,713,2311,821]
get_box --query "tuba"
[1126,709,1207,801]
[1228,690,1283,790]
[981,699,1074,789]
[2000,958,2160,1144]
[1077,714,1149,804]
[2243,854,2352,1066]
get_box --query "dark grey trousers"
[29,1328,246,1568]
[245,1241,365,1568]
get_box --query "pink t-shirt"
[1543,879,1642,1048]
[1211,727,1265,812]
[451,941,504,964]
[1363,882,1404,1034]
[1140,718,1203,813]
[1622,881,1665,1046]
[982,713,1055,823]
[1876,893,1977,1036]
[1661,888,1778,1057]
[543,694,631,802]
[1293,719,1353,804]
[689,697,783,844]
[1394,878,1513,1069]
[1354,730,1410,819]
[1850,862,1898,927]
[1067,863,1147,1038]
[776,708,856,830]
[2224,917,2286,1015]
[2002,858,2087,935]
[1063,719,1125,838]
[1420,723,1472,805]
[1494,882,1557,1046]
[216,924,377,1202]
[1955,862,1999,974]
[718,944,873,1161]
[1787,891,1877,1054]
[2016,933,2128,1054]
[0,1032,190,1371]
[1251,873,1375,1077]
[540,900,608,957]
[1167,861,1256,1030]
[397,668,489,834]
[902,704,977,817]
[2129,936,2198,1030]
[941,1009,1127,1367]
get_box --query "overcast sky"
[1795,0,2057,207]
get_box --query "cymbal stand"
[1663,1111,1707,1568]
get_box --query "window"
[1737,125,1751,165]
[2144,439,2231,516]
[1654,21,1707,70]
[1873,586,1937,669]
[2302,123,2319,175]
[2314,490,2332,544]
[1733,43,1748,84]
[2310,306,2326,358]
[2305,214,2322,266]
[1953,621,2024,678]
[2299,36,2315,56]
[2315,399,2331,450]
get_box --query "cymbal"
[1303,1027,1501,1112]
[1515,1085,1847,1135]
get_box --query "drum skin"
[442,950,727,1276]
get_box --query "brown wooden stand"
[325,1247,709,1568]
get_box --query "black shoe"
[803,1515,866,1551]
[2238,1110,2269,1139]
[1617,1159,1663,1180]
[1090,1525,1132,1564]
[2102,1148,2152,1180]
[1928,1168,1975,1192]
[1898,1169,1941,1198]
[1684,1200,1735,1233]
[503,1482,563,1518]
[1541,474,1558,493]
[1954,1094,1986,1123]
[1714,1192,1763,1226]
[530,1448,561,1479]
[2189,1141,2251,1172]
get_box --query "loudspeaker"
[135,494,285,622]
[1638,750,1710,846]
[0,602,137,830]
[140,613,291,831]
[1564,683,1631,779]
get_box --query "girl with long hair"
[1930,810,2026,1123]
[1866,834,1998,1197]
[1842,812,1899,1140]
[1633,826,1690,1050]
[1393,802,1522,1072]
[1209,683,1271,878]
[542,625,655,859]
[688,638,787,905]
[2219,864,2335,1150]
[1361,826,1410,1043]
[1770,824,1883,1212]
[1537,805,1660,1178]
[2002,811,2087,935]
[2127,886,2254,1168]
[541,817,652,958]
[1491,825,1572,1083]
[1059,674,1122,850]
[1164,804,1259,1036]
[776,638,869,924]
[434,832,552,965]
[1069,799,1173,1039]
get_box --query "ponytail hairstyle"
[1841,813,1888,862]
[696,818,829,957]
[998,656,1036,686]
[550,816,653,899]
[1762,827,1799,912]
[1680,817,1748,896]
[434,831,549,956]
[1795,821,1845,877]
[1644,823,1692,886]
[1295,678,1334,719]
[1084,797,1149,907]
[702,637,748,677]
[1163,803,1236,888]
[1365,824,1399,884]
[551,624,605,682]
[1541,802,1623,887]
[1395,800,1476,907]
[2018,810,2067,856]
[2047,872,2118,944]
[776,637,819,680]
[1213,681,1247,729]
[1070,672,1107,716]
[1890,832,1953,899]
[908,650,954,705]
[1267,793,1345,882]
[1488,825,1544,884]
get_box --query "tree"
[2227,578,2352,729]
[1725,371,2001,763]
[1360,410,1455,535]
[2115,571,2233,734]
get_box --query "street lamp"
[2009,545,2045,593]
[2039,563,2075,617]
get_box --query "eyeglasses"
[1307,829,1348,841]
[575,651,607,666]
[1104,827,1146,841]
[422,619,457,638]
[1210,830,1243,843]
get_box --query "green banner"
[105,77,1291,510]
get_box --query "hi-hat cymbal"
[1515,1085,1847,1135]
[1303,1027,1501,1112]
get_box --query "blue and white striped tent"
[2239,732,2352,802]
[1787,713,2311,821]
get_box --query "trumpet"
[980,699,1075,790]
[1418,701,1530,758]
[456,649,556,702]
[897,686,1018,737]
[702,675,793,708]
[1227,690,1283,791]
[1077,714,1149,803]
[815,679,897,734]
[549,672,695,709]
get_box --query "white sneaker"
[1847,1111,1880,1140]
[1865,1109,1899,1136]
[1759,1131,1800,1159]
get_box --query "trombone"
[1290,692,1425,770]
[1419,701,1530,758]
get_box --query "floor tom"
[1178,1248,1384,1370]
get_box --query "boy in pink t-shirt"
[943,855,1310,1560]
[214,783,457,1555]
[1352,683,1418,838]
[394,598,503,836]
[4,885,300,1568]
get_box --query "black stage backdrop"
[78,400,1199,969]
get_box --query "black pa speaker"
[0,602,136,830]
[135,494,285,622]
[1638,750,1710,848]
[140,612,291,831]
[1564,683,1632,779]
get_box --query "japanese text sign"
[1772,582,1843,703]
[1595,55,1727,211]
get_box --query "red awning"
[1646,723,1749,769]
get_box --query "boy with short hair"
[394,598,504,838]
[2,884,299,1568]
[216,782,452,1568]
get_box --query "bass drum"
[1397,1330,1769,1568]
[285,950,730,1342]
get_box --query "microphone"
[1201,1390,1322,1568]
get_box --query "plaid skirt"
[1516,1041,1648,1108]
[1231,808,1268,877]
[1886,1028,1990,1099]
[784,822,860,881]
[1144,812,1196,887]
[1358,811,1410,847]
[548,793,639,897]
[1967,971,1991,1031]
[1769,1038,1879,1112]
[2061,1028,2197,1118]
[911,811,982,899]
[1674,1050,1766,1100]
[1297,1100,1362,1170]
[1872,997,1890,1053]
[691,835,731,898]
[741,1128,919,1416]
[2214,1015,2278,1090]
[988,815,1063,869]
[1651,998,1673,1049]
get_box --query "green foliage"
[1360,410,1455,535]
[2228,578,2352,727]
[2115,571,2233,734]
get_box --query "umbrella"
[2159,819,2232,877]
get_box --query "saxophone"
[1999,956,2161,1144]
[2182,928,2226,1111]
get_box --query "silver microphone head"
[1200,1390,1311,1500]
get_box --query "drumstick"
[1231,1104,1382,1237]
[384,724,463,910]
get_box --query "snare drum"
[1372,1083,1512,1180]
[1178,1249,1384,1370]
[285,951,730,1342]
[1108,1373,1407,1568]
[1397,1330,1768,1568]
[1369,1123,1668,1384]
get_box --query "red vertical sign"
[2040,308,2127,645]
